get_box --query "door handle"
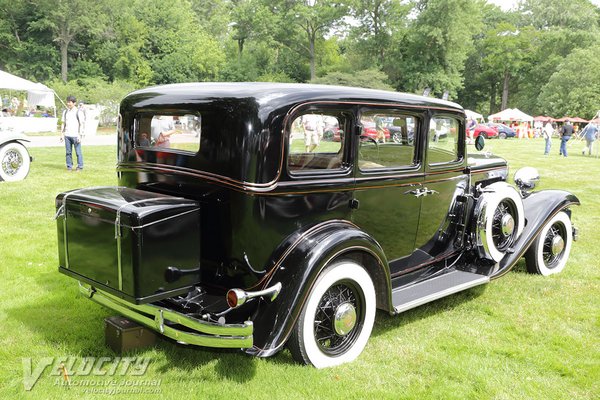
[422,188,439,196]
[405,188,426,197]
[404,188,438,198]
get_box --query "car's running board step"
[392,270,489,314]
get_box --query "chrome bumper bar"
[79,283,253,348]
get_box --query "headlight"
[514,167,540,192]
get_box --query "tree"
[313,68,394,90]
[480,23,536,111]
[229,0,272,58]
[389,0,480,98]
[518,0,600,30]
[539,45,600,119]
[349,0,411,67]
[271,0,347,81]
[28,0,104,83]
[132,0,225,84]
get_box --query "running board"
[392,270,489,314]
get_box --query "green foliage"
[390,0,481,98]
[1,0,599,118]
[539,45,600,118]
[313,68,394,90]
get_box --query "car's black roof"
[125,82,464,113]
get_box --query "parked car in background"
[56,83,579,368]
[470,123,498,139]
[361,120,390,142]
[0,129,32,182]
[486,122,516,139]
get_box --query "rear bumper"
[79,283,253,349]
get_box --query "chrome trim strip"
[79,283,253,349]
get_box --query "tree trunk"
[489,81,497,114]
[238,39,245,59]
[309,34,315,81]
[61,41,69,83]
[501,70,510,110]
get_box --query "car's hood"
[467,152,508,171]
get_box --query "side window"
[428,116,459,165]
[288,112,346,172]
[134,113,201,153]
[358,111,417,171]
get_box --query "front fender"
[492,190,580,279]
[246,219,390,357]
[0,132,30,146]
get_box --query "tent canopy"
[555,116,588,123]
[0,70,56,109]
[465,109,484,122]
[488,108,533,122]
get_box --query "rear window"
[134,113,201,153]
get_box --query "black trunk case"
[56,187,200,304]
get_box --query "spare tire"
[474,182,524,262]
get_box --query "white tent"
[465,109,484,122]
[0,70,56,109]
[488,108,533,123]
[0,70,59,133]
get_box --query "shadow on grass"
[11,267,489,373]
[370,284,488,338]
[9,270,262,380]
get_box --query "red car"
[361,121,390,142]
[470,124,498,139]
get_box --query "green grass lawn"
[1,138,598,399]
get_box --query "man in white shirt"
[60,95,84,171]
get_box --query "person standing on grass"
[559,119,573,157]
[60,95,84,171]
[582,122,598,156]
[543,121,554,155]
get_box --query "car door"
[414,113,469,261]
[351,108,425,277]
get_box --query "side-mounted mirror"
[475,135,485,151]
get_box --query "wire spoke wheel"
[525,211,573,276]
[491,199,518,252]
[541,224,567,270]
[313,282,364,356]
[0,142,31,182]
[288,261,376,368]
[2,148,23,177]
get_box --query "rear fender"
[246,219,390,357]
[492,190,580,279]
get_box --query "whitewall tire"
[525,211,573,276]
[288,261,376,368]
[0,142,31,182]
[475,182,525,262]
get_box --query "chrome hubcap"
[551,235,565,256]
[501,213,515,237]
[2,150,23,176]
[333,302,357,336]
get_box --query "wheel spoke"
[313,282,364,355]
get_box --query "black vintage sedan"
[56,83,579,368]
